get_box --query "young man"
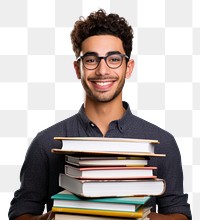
[9,9,192,220]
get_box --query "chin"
[91,92,121,103]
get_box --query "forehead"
[81,35,125,55]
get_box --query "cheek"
[114,68,126,79]
[80,71,89,83]
[77,65,85,79]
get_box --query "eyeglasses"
[77,53,129,70]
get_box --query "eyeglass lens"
[83,54,124,70]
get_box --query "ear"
[74,61,81,79]
[125,59,134,79]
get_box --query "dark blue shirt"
[8,102,192,219]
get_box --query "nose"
[95,58,110,75]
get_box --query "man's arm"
[14,212,54,220]
[148,212,188,220]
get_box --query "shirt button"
[90,122,95,127]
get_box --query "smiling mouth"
[88,76,118,90]
[94,81,113,86]
[90,80,116,91]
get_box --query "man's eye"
[111,58,120,62]
[109,56,121,62]
[85,56,98,64]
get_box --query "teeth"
[95,82,112,86]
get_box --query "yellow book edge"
[52,206,144,218]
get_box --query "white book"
[59,173,166,198]
[54,137,159,154]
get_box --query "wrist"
[148,212,188,220]
[14,212,54,220]
[148,212,174,220]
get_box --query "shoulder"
[123,102,174,142]
[127,113,173,139]
[125,113,178,153]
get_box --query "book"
[52,148,165,157]
[65,155,148,167]
[51,190,150,212]
[52,205,151,218]
[59,173,166,198]
[54,212,150,220]
[54,137,159,154]
[65,164,157,179]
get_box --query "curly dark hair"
[71,9,134,58]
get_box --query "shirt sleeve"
[8,135,48,220]
[156,134,192,219]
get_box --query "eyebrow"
[83,51,122,57]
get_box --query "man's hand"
[14,211,55,220]
[148,212,188,220]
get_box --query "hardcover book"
[54,212,150,220]
[52,137,166,157]
[65,164,157,179]
[65,155,148,167]
[52,205,151,218]
[59,173,166,198]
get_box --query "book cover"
[59,173,166,198]
[65,164,157,179]
[51,190,150,212]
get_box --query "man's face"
[75,35,133,103]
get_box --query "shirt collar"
[78,101,133,133]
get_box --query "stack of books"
[52,190,152,220]
[51,137,166,220]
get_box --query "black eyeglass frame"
[77,53,130,70]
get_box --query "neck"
[84,95,125,136]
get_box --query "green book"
[51,190,151,212]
